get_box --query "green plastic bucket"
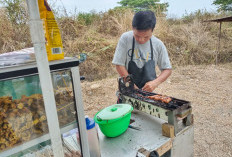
[94,104,133,137]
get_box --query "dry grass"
[0,8,31,54]
[157,18,217,65]
[0,8,232,80]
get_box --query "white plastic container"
[85,116,101,157]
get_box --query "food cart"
[0,0,194,156]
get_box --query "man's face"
[133,28,153,44]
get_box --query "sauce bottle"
[85,116,101,157]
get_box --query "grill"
[124,88,190,111]
[118,76,193,135]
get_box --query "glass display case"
[0,58,83,156]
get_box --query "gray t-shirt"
[112,31,172,71]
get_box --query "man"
[112,10,172,92]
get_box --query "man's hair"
[132,11,156,31]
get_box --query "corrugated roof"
[205,16,232,22]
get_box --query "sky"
[161,0,217,18]
[52,0,218,18]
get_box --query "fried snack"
[9,102,16,110]
[33,119,40,125]
[27,98,33,106]
[147,94,172,103]
[33,128,43,134]
[25,121,33,130]
[39,115,47,122]
[21,130,31,141]
[17,103,24,109]
[0,144,6,150]
[0,96,12,100]
[2,122,9,129]
[0,137,6,143]
[29,94,43,99]
[20,95,27,102]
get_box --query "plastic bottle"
[85,116,101,157]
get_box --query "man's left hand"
[142,69,172,92]
[142,80,158,92]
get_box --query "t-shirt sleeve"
[112,34,127,66]
[157,42,172,70]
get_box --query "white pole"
[71,66,90,157]
[26,0,64,157]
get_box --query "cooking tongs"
[118,75,135,93]
[128,125,141,131]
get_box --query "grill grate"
[118,76,190,111]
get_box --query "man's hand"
[142,80,158,92]
[134,84,139,89]
[142,69,172,92]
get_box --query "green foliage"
[77,12,101,25]
[182,9,217,23]
[213,0,232,11]
[117,0,168,12]
[0,0,27,24]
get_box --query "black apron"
[128,37,157,89]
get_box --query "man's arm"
[116,65,129,77]
[142,69,172,92]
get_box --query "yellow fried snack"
[0,144,6,150]
[17,103,24,109]
[27,98,33,106]
[33,119,39,125]
[2,123,8,129]
[39,115,47,122]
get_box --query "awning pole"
[26,0,64,156]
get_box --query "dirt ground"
[81,63,232,157]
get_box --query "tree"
[213,0,232,11]
[0,0,27,24]
[118,0,169,12]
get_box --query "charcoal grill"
[117,76,193,135]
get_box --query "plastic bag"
[0,47,35,67]
[38,0,64,61]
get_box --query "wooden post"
[162,123,175,138]
[216,22,222,65]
